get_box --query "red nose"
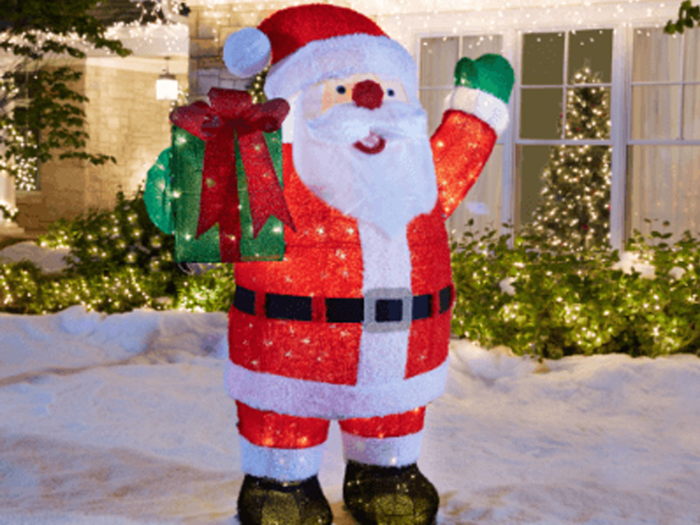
[352,80,383,110]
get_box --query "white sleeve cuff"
[448,86,510,137]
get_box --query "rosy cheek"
[321,88,334,114]
[336,89,352,105]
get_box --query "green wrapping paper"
[236,128,286,262]
[169,126,220,262]
[143,126,287,263]
[144,147,175,235]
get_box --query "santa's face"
[291,73,438,240]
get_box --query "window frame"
[416,30,516,240]
[415,13,700,251]
[515,26,616,249]
[623,23,700,242]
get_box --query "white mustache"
[304,101,429,144]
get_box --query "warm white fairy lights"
[0,79,39,192]
[528,67,612,252]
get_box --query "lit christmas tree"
[529,66,612,251]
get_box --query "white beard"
[291,98,438,240]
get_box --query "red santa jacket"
[224,109,497,420]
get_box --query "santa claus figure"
[222,4,512,524]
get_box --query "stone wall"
[16,59,187,233]
[15,61,88,233]
[82,62,187,212]
[187,1,352,101]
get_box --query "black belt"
[233,285,453,325]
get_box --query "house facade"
[5,0,698,251]
[2,7,189,235]
[187,0,699,250]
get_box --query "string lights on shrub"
[450,220,700,359]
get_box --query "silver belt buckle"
[363,287,413,333]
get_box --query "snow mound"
[58,304,105,335]
[612,250,655,279]
[449,340,538,383]
[0,241,70,273]
[0,306,228,381]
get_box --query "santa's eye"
[387,89,395,97]
[336,85,346,94]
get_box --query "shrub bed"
[450,220,700,359]
[0,189,235,315]
[2,194,699,360]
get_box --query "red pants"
[237,401,426,449]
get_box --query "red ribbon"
[170,88,295,262]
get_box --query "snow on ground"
[0,243,699,525]
[0,241,70,274]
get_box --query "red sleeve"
[430,110,497,221]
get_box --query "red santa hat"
[223,4,419,105]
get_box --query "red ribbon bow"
[170,88,295,262]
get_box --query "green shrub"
[0,260,45,314]
[174,264,237,313]
[1,188,236,314]
[4,190,700,361]
[40,188,178,278]
[450,220,700,359]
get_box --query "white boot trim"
[341,430,424,468]
[239,436,325,482]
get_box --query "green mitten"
[454,54,514,104]
[144,147,175,235]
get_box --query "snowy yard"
[0,242,699,524]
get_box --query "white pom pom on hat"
[223,27,271,78]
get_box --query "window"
[517,29,613,250]
[627,27,700,241]
[419,34,504,242]
[417,18,700,250]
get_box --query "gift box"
[144,89,293,263]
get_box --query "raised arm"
[430,54,514,221]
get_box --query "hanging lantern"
[156,57,178,101]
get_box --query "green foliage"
[0,0,131,59]
[174,264,236,314]
[451,220,700,359]
[665,0,700,34]
[0,0,131,189]
[1,189,236,315]
[54,188,178,277]
[0,260,44,313]
[0,203,20,221]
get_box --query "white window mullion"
[678,30,686,141]
[562,30,570,140]
[609,23,630,251]
[501,27,518,244]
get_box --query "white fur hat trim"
[264,34,419,105]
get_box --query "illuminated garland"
[0,203,20,222]
[0,78,39,192]
[2,216,698,358]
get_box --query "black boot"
[237,474,333,525]
[342,460,439,525]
